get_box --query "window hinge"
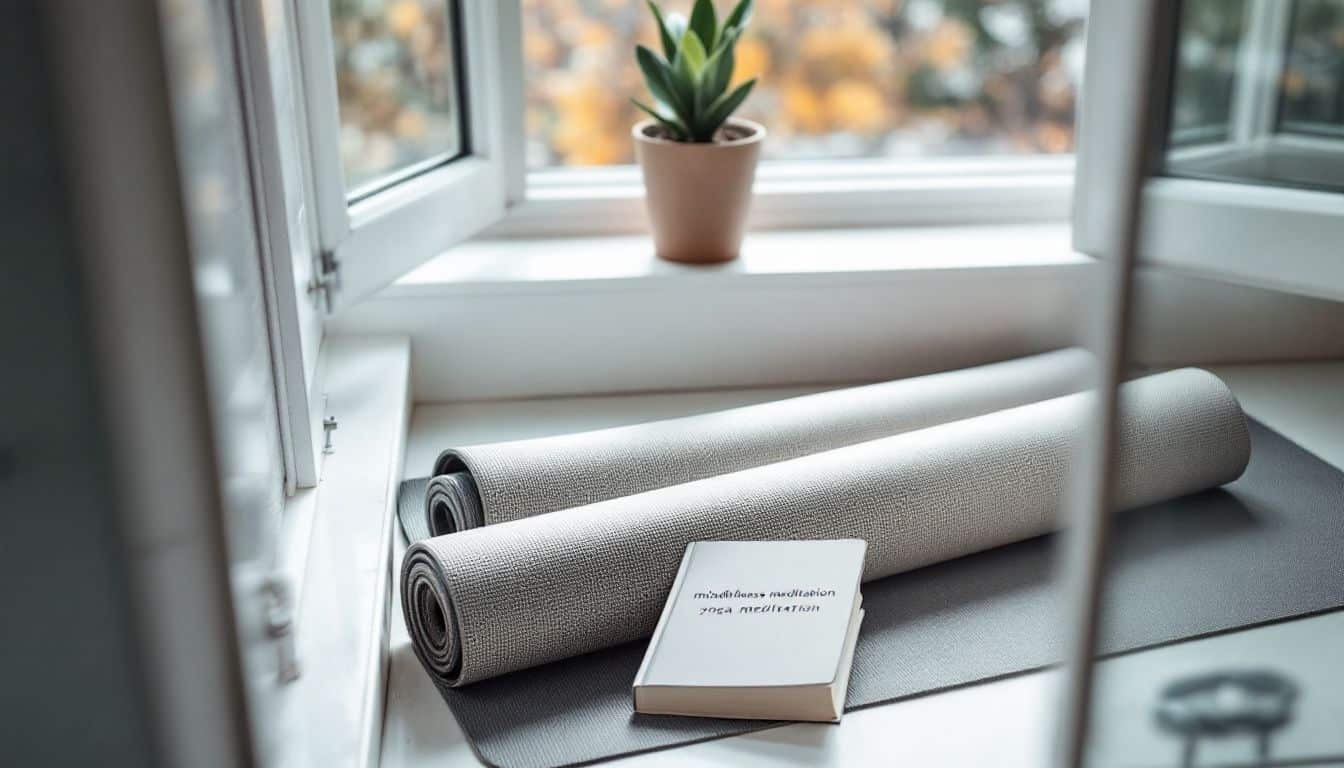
[307,248,341,314]
[263,576,300,684]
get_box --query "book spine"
[632,541,698,692]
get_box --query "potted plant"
[633,0,763,264]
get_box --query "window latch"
[307,248,341,314]
[322,415,338,454]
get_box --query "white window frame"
[487,4,1076,239]
[235,0,327,489]
[1073,0,1344,303]
[240,0,523,486]
[283,0,1080,296]
[493,155,1075,238]
[292,0,524,310]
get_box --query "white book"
[633,539,867,722]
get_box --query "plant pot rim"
[632,117,767,149]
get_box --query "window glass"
[1167,0,1247,147]
[1279,0,1344,137]
[330,0,465,196]
[522,0,1088,168]
[1164,0,1344,193]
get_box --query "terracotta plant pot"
[633,118,765,264]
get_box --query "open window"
[235,0,521,485]
[286,0,1088,276]
[1075,0,1344,302]
[293,0,521,309]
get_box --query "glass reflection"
[1165,0,1344,192]
[521,0,1088,168]
[330,0,465,196]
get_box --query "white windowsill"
[274,335,411,768]
[331,223,1092,402]
[385,222,1089,297]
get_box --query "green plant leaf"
[635,44,687,116]
[677,28,708,77]
[645,1,678,61]
[688,0,718,52]
[702,28,738,103]
[631,99,687,140]
[669,38,700,128]
[696,78,755,140]
[664,49,697,124]
[723,0,754,35]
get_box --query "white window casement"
[1074,0,1344,304]
[281,0,1081,312]
[292,0,522,311]
[234,0,515,487]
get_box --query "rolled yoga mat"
[405,349,1093,541]
[424,418,1344,768]
[403,367,1250,689]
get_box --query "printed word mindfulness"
[693,587,837,600]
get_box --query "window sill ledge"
[330,224,1092,401]
[381,222,1089,298]
[277,335,411,768]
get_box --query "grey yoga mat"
[402,349,1093,541]
[416,419,1344,768]
[403,368,1249,689]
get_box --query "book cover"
[634,539,867,722]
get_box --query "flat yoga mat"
[420,419,1344,768]
[403,349,1092,540]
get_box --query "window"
[287,1,1089,304]
[330,0,467,197]
[1166,0,1246,146]
[291,0,512,308]
[1279,0,1344,137]
[1075,0,1344,304]
[521,0,1088,169]
[1164,0,1344,193]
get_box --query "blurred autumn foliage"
[330,0,1089,186]
[331,0,464,191]
[523,0,1088,167]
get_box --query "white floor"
[380,362,1344,768]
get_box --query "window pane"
[330,0,464,195]
[1166,0,1248,147]
[1164,0,1344,193]
[1279,0,1344,137]
[522,0,1087,168]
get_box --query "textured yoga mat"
[403,368,1249,688]
[411,419,1344,768]
[402,349,1092,540]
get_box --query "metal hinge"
[322,414,338,454]
[307,248,341,314]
